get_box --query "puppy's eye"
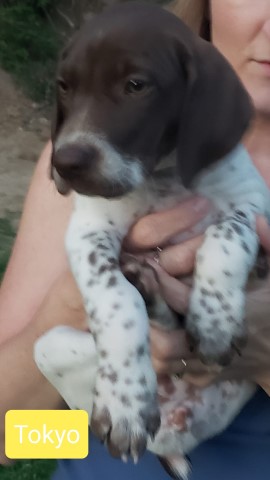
[57,79,68,94]
[125,79,149,95]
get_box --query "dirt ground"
[0,68,50,224]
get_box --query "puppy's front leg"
[66,208,160,461]
[186,209,259,365]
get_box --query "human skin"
[211,0,270,115]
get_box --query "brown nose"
[52,144,98,180]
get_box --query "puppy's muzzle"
[53,144,99,180]
[52,144,100,196]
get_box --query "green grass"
[0,459,57,480]
[0,217,57,479]
[0,2,60,103]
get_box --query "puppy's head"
[51,2,253,197]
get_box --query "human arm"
[0,143,76,462]
[0,142,72,342]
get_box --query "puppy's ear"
[177,38,253,187]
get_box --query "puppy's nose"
[52,144,98,180]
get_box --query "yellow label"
[5,410,89,459]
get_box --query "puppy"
[34,3,270,478]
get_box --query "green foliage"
[0,459,57,480]
[0,0,61,102]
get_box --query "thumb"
[256,216,270,253]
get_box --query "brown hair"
[167,0,210,39]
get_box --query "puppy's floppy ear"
[176,38,253,187]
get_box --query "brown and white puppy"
[51,1,252,194]
[35,3,269,479]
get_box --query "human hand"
[125,199,270,390]
[124,195,212,376]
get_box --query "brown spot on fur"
[99,264,109,274]
[241,241,250,254]
[137,345,145,357]
[136,392,151,402]
[222,303,231,312]
[231,222,243,235]
[107,276,117,287]
[235,210,247,218]
[139,376,147,386]
[120,394,131,407]
[82,232,96,240]
[107,371,118,383]
[222,245,230,255]
[225,228,233,240]
[88,251,97,265]
[124,320,135,329]
[201,287,210,296]
[97,243,110,251]
[215,291,224,301]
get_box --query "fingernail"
[192,197,210,213]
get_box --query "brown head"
[51,1,253,197]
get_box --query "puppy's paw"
[91,358,160,461]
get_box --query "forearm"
[0,322,63,410]
[0,305,66,463]
[0,142,76,461]
[0,142,72,342]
